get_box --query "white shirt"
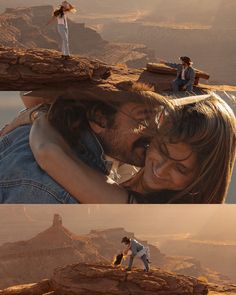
[181,67,186,80]
[57,14,68,28]
[106,155,140,184]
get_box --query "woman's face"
[143,140,197,192]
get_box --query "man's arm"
[162,62,179,69]
[29,115,132,204]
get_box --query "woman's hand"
[0,108,33,137]
[30,116,130,204]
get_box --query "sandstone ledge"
[1,263,236,295]
[1,46,236,93]
[0,279,53,295]
[0,46,111,90]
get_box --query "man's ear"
[88,110,108,134]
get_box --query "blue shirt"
[0,125,110,204]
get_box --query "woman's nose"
[153,159,169,178]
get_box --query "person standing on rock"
[47,1,76,59]
[121,237,150,272]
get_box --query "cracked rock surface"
[0,46,111,90]
[1,263,236,295]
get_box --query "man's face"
[98,102,156,167]
[182,60,188,67]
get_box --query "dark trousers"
[128,254,149,271]
[172,78,193,93]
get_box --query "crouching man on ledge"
[121,236,150,272]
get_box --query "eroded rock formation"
[1,46,235,92]
[50,263,209,295]
[0,46,111,89]
[1,263,236,295]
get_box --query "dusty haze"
[0,205,236,245]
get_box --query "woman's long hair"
[148,93,236,204]
[53,3,76,18]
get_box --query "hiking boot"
[61,55,71,60]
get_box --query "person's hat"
[21,82,173,110]
[172,94,212,107]
[62,1,76,11]
[179,56,192,65]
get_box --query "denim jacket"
[166,62,196,87]
[0,125,110,204]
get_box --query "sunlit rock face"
[2,263,236,295]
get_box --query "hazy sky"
[0,205,236,246]
[0,0,224,23]
[0,92,22,126]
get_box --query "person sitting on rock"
[163,56,196,93]
[121,236,150,272]
[46,1,76,59]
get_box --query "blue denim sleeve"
[0,180,79,204]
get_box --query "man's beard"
[98,131,150,167]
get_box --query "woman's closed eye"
[175,163,188,175]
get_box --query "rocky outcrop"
[0,279,53,295]
[0,46,111,89]
[2,263,236,295]
[50,263,209,295]
[1,46,236,92]
[0,6,106,50]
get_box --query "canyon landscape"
[0,5,153,68]
[0,209,236,294]
[0,0,235,84]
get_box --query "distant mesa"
[52,213,62,227]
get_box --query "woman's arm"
[21,95,46,108]
[45,16,56,26]
[29,115,131,204]
[0,106,40,137]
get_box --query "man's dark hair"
[45,98,119,147]
[121,236,130,244]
